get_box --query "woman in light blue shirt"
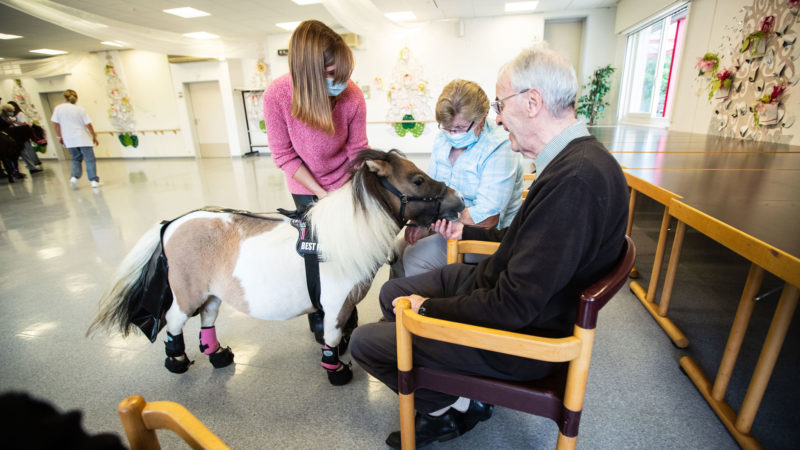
[392,79,524,278]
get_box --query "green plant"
[577,65,615,126]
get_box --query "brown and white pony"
[87,149,464,385]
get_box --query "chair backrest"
[577,235,636,330]
[118,395,229,450]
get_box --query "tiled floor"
[0,155,794,448]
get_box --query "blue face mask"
[327,78,348,96]
[444,129,479,149]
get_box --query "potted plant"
[577,64,615,126]
[753,82,786,127]
[709,69,733,101]
[695,53,719,76]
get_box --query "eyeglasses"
[438,120,475,135]
[490,88,531,115]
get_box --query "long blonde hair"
[289,20,353,135]
[63,89,78,104]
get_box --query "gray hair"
[500,46,577,117]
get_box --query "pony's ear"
[365,159,392,177]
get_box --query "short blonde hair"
[435,80,489,128]
[289,20,354,135]
[63,89,78,104]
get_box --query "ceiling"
[0,0,616,61]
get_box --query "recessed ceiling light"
[101,41,126,47]
[183,31,219,40]
[505,1,539,12]
[163,7,210,18]
[276,22,302,31]
[385,11,416,21]
[0,33,22,40]
[291,0,322,4]
[30,49,68,55]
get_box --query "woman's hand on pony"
[431,218,463,241]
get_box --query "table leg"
[736,284,799,433]
[631,210,688,348]
[712,264,764,401]
[627,190,639,278]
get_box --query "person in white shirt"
[50,90,101,189]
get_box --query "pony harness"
[278,207,324,314]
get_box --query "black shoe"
[454,400,494,434]
[385,411,459,449]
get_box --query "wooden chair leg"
[118,395,161,450]
[556,432,577,450]
[399,393,416,450]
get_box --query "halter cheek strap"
[378,177,446,226]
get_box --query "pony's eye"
[413,176,424,186]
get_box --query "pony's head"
[351,149,464,227]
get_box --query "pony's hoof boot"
[165,354,193,373]
[327,363,353,386]
[209,346,234,368]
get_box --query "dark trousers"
[350,263,556,413]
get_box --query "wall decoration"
[753,81,786,125]
[12,79,42,123]
[252,58,270,90]
[385,47,433,138]
[103,52,138,148]
[696,53,720,76]
[705,0,799,142]
[709,69,734,101]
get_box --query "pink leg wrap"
[321,344,341,371]
[200,326,220,355]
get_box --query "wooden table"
[622,157,800,449]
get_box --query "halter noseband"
[379,177,448,227]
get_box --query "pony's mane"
[306,152,402,281]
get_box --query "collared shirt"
[534,121,590,175]
[429,121,523,228]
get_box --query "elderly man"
[350,46,629,448]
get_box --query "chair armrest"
[395,298,580,363]
[142,401,229,449]
[446,239,501,264]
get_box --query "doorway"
[39,91,69,160]
[186,81,230,158]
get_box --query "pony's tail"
[86,223,163,338]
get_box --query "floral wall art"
[698,0,799,141]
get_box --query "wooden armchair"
[118,395,229,450]
[395,235,635,449]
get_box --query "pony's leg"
[198,297,234,368]
[320,313,352,386]
[163,301,193,374]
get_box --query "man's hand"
[392,294,428,313]
[404,225,429,245]
[431,219,463,240]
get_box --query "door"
[41,92,70,160]
[187,81,230,158]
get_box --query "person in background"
[392,79,523,279]
[263,19,368,345]
[8,101,43,174]
[350,47,630,448]
[51,89,101,189]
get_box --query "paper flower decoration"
[695,53,719,76]
[741,16,774,56]
[708,69,733,101]
[753,82,786,127]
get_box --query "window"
[619,6,687,126]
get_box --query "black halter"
[379,177,448,227]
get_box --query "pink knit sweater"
[263,73,369,195]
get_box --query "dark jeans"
[350,264,556,413]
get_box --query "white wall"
[0,7,621,158]
[668,0,800,144]
[0,51,188,159]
